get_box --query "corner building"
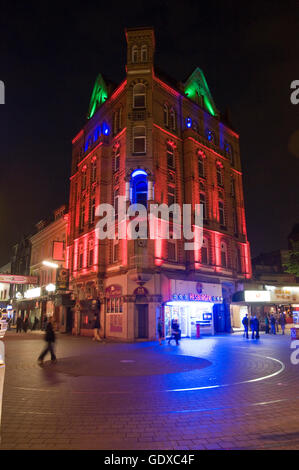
[67,27,252,340]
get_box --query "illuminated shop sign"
[244,290,270,302]
[172,293,223,303]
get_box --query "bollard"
[0,340,5,444]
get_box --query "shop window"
[133,126,146,153]
[133,83,146,108]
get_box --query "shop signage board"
[170,280,222,303]
[56,268,69,290]
[244,291,271,302]
[0,274,38,284]
[269,287,299,303]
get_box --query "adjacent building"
[67,27,252,340]
[15,205,72,331]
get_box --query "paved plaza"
[0,330,299,450]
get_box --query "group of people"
[16,315,39,333]
[242,312,287,339]
[264,313,286,335]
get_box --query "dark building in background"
[9,236,33,300]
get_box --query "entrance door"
[136,304,148,338]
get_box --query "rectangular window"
[219,201,225,226]
[200,193,207,220]
[114,188,119,217]
[168,241,176,261]
[90,198,96,224]
[113,240,119,263]
[80,204,85,230]
[88,248,94,267]
[201,247,208,264]
[167,144,175,168]
[133,126,146,154]
[221,251,227,268]
[114,147,120,172]
[168,185,175,206]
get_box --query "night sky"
[0,0,298,266]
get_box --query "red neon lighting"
[153,124,182,142]
[72,129,84,145]
[154,75,180,98]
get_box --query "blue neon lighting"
[131,169,147,178]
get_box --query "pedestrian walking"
[270,315,276,335]
[279,313,286,335]
[242,313,249,338]
[157,317,164,345]
[92,314,101,342]
[168,319,180,345]
[16,315,23,333]
[265,315,270,334]
[37,317,57,365]
[23,315,29,333]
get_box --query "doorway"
[136,304,148,338]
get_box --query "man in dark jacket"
[242,314,249,338]
[16,315,23,333]
[252,315,260,339]
[37,317,56,365]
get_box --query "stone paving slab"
[0,331,299,450]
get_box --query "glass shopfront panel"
[164,301,215,337]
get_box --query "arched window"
[206,129,216,144]
[133,126,146,153]
[198,152,205,178]
[130,169,148,208]
[163,104,169,127]
[141,45,148,62]
[221,242,227,268]
[170,108,176,131]
[133,83,146,108]
[201,237,209,264]
[132,45,138,63]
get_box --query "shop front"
[231,285,299,331]
[164,280,223,337]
